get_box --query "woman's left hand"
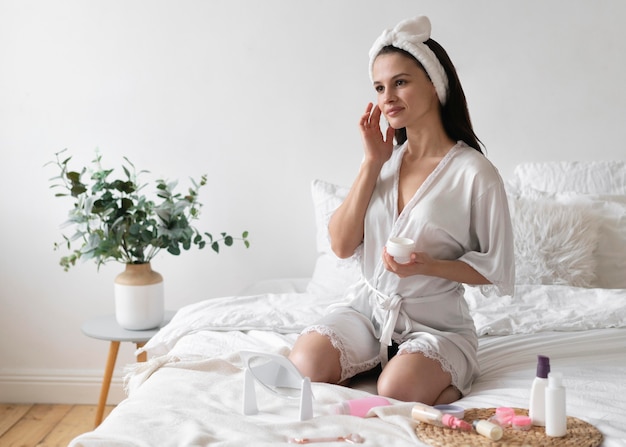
[382,248,491,285]
[382,248,434,278]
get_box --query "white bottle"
[545,372,567,437]
[529,355,550,426]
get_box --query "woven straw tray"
[415,408,602,447]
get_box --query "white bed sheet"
[70,285,626,446]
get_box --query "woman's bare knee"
[288,332,342,383]
[376,353,453,404]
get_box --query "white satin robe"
[337,141,514,394]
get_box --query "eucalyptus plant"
[47,149,249,271]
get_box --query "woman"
[289,16,514,405]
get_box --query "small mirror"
[241,351,313,421]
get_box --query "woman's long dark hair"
[377,42,484,154]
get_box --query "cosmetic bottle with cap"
[333,396,390,417]
[545,372,567,437]
[529,355,550,426]
[472,420,503,441]
[411,403,472,432]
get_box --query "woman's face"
[372,52,439,131]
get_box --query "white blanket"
[70,285,626,446]
[140,285,626,357]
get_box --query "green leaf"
[66,171,81,183]
[70,184,87,197]
[120,197,133,213]
[129,223,141,235]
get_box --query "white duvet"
[138,284,626,357]
[70,285,626,446]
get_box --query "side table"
[81,311,175,427]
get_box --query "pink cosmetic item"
[511,415,532,431]
[442,414,472,431]
[333,396,391,417]
[412,403,472,432]
[489,406,515,427]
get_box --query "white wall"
[1,0,625,404]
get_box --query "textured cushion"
[510,197,600,287]
[306,180,361,298]
[518,188,626,288]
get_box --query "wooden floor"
[0,404,114,447]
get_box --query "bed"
[70,161,626,447]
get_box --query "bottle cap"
[548,371,563,387]
[441,414,472,432]
[472,420,504,441]
[537,355,551,379]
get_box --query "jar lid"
[511,415,532,430]
[433,404,465,419]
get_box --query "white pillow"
[513,161,626,195]
[519,188,626,288]
[510,197,600,287]
[306,179,361,298]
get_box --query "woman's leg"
[376,352,460,405]
[288,331,342,383]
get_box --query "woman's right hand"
[359,102,395,165]
[329,103,394,259]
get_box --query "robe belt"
[363,278,413,366]
[363,277,460,366]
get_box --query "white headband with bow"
[368,16,449,105]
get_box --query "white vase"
[114,263,164,330]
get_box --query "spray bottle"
[529,355,550,426]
